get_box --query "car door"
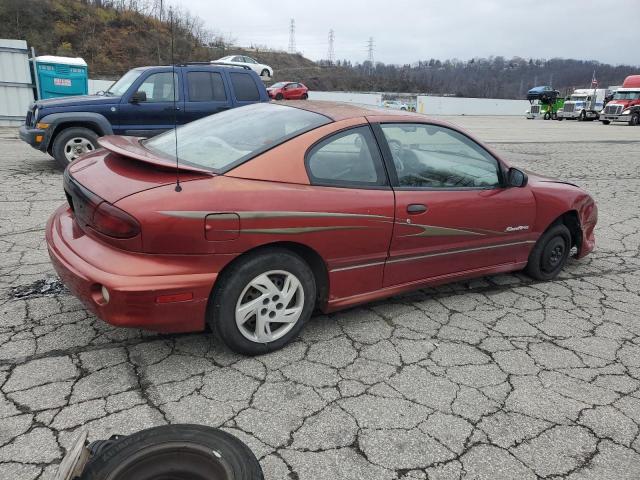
[228,72,262,107]
[117,69,183,137]
[373,122,537,287]
[183,70,232,123]
[303,124,395,300]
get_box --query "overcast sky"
[178,0,638,66]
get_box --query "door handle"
[407,204,428,214]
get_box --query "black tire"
[301,93,308,100]
[260,69,270,77]
[557,117,564,121]
[629,113,640,126]
[80,424,263,480]
[543,111,551,120]
[602,120,611,125]
[275,93,284,100]
[51,127,99,169]
[577,110,587,122]
[208,249,316,355]
[525,224,572,281]
[551,112,558,120]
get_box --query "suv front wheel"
[51,127,99,168]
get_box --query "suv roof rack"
[176,62,251,71]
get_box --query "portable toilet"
[32,56,88,99]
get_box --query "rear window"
[143,103,330,173]
[229,73,260,101]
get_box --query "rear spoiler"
[98,136,214,175]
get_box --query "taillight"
[92,202,140,239]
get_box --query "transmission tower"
[288,19,296,54]
[366,37,374,73]
[327,29,335,64]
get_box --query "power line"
[288,18,296,54]
[327,29,335,64]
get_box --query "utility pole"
[288,19,296,54]
[327,29,335,65]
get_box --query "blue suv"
[19,63,269,167]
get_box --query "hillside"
[1,0,637,98]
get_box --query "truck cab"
[19,63,269,167]
[599,75,640,126]
[557,88,607,121]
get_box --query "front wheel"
[51,127,99,168]
[209,249,316,355]
[525,224,572,281]
[80,425,263,480]
[602,120,611,125]
[629,113,640,126]
[577,110,587,122]
[275,93,284,100]
[543,111,551,120]
[260,69,270,77]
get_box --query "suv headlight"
[622,109,631,115]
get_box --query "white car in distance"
[215,55,273,78]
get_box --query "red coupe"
[46,102,597,354]
[267,82,308,100]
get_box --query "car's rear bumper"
[46,205,222,333]
[19,124,48,152]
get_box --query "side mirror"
[507,167,528,188]
[130,91,147,103]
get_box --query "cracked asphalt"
[1,117,640,479]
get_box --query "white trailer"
[557,88,608,121]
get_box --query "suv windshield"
[106,69,143,96]
[144,103,330,172]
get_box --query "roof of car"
[279,100,419,121]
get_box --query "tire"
[543,111,551,120]
[629,113,640,126]
[80,424,263,480]
[525,224,572,281]
[51,127,99,169]
[551,112,558,120]
[275,93,284,100]
[602,120,610,125]
[557,117,564,121]
[577,110,586,122]
[301,93,308,100]
[208,248,316,355]
[260,69,270,77]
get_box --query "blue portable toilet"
[33,56,88,99]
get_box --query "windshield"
[614,91,640,100]
[570,95,587,101]
[270,82,287,88]
[144,103,330,172]
[106,69,143,96]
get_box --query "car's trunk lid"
[68,136,212,204]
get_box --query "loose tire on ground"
[80,424,264,480]
[208,248,316,355]
[525,224,572,281]
[51,127,99,169]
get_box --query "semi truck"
[599,75,640,126]
[557,88,608,121]
[525,86,563,120]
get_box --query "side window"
[187,72,227,102]
[136,72,178,102]
[244,56,257,64]
[306,126,386,187]
[232,56,244,62]
[229,73,260,101]
[380,123,501,189]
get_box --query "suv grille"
[604,104,623,115]
[563,103,575,113]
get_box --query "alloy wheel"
[64,137,95,162]
[235,270,304,343]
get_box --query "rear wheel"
[629,113,640,126]
[525,224,572,281]
[51,127,99,168]
[301,93,308,100]
[208,249,316,355]
[80,425,263,480]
